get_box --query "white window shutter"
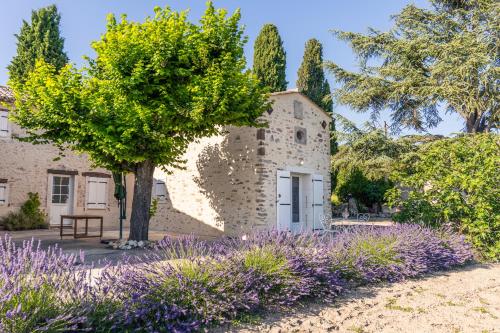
[312,174,324,230]
[155,180,167,201]
[0,111,9,137]
[0,184,7,205]
[277,170,291,231]
[87,177,107,209]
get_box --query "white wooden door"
[49,175,74,226]
[312,174,324,230]
[277,170,291,231]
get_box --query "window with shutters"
[0,110,9,138]
[152,179,167,202]
[86,177,108,209]
[0,183,8,205]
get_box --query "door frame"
[277,166,321,233]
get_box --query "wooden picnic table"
[60,215,103,239]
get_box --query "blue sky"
[0,0,464,135]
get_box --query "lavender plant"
[0,225,473,332]
[0,235,90,332]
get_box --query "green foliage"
[331,118,439,209]
[243,246,289,276]
[0,192,48,231]
[331,234,401,281]
[10,3,269,240]
[386,134,500,260]
[326,0,499,133]
[335,168,393,211]
[297,39,332,113]
[149,198,158,221]
[0,283,68,333]
[8,5,68,84]
[253,24,287,92]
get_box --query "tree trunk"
[129,160,155,241]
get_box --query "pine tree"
[8,5,68,84]
[297,38,337,153]
[253,24,287,92]
[327,0,498,133]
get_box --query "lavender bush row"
[0,224,473,332]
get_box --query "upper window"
[87,177,108,209]
[294,126,307,145]
[0,110,9,137]
[153,179,167,202]
[0,183,8,205]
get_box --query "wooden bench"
[60,215,103,239]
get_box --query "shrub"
[387,134,500,260]
[0,192,48,231]
[0,235,90,332]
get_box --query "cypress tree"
[253,24,287,92]
[297,38,337,153]
[297,39,329,110]
[8,5,68,84]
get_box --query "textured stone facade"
[151,91,332,236]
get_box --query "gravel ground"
[215,264,500,333]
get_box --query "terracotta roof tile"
[0,85,14,102]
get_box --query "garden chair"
[319,214,336,234]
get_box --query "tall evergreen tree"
[297,38,337,153]
[253,24,287,92]
[8,5,68,84]
[297,39,329,110]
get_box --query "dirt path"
[217,264,500,333]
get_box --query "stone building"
[150,90,332,237]
[0,85,128,229]
[1,86,331,237]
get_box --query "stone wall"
[150,125,260,237]
[255,91,332,231]
[151,91,332,236]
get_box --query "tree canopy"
[327,0,499,133]
[8,5,68,84]
[253,24,287,92]
[10,4,269,240]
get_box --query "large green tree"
[10,4,269,241]
[327,0,499,133]
[296,38,336,153]
[253,24,287,92]
[8,5,68,84]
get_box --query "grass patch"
[385,298,414,312]
[472,307,498,319]
[347,325,366,333]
